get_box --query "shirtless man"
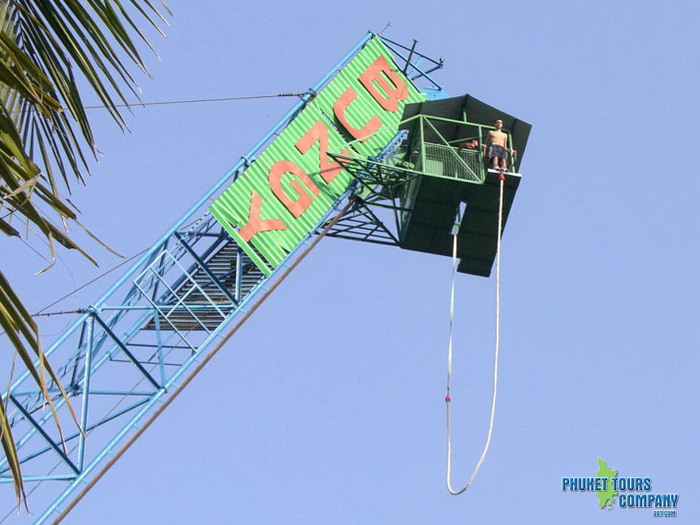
[484,119,511,171]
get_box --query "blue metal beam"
[0,32,445,524]
[9,397,80,476]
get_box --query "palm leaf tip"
[1,0,170,508]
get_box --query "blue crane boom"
[0,33,448,524]
[2,31,531,524]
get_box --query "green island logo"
[595,458,618,509]
[561,458,679,517]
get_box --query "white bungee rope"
[445,173,505,495]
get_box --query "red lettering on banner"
[295,121,350,184]
[333,88,382,141]
[238,189,286,242]
[269,160,321,218]
[359,55,409,112]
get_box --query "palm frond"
[1,0,169,508]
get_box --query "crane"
[1,32,530,524]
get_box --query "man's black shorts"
[488,144,507,161]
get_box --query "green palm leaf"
[1,0,169,509]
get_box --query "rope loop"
[445,175,505,495]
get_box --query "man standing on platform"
[484,118,511,171]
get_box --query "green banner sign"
[209,37,424,274]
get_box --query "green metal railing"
[400,114,517,183]
[415,143,483,182]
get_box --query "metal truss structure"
[1,33,445,524]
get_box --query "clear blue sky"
[2,0,699,523]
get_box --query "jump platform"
[395,94,531,277]
[328,94,531,278]
[399,168,520,277]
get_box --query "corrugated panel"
[315,37,425,160]
[210,104,350,272]
[209,36,425,274]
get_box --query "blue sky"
[2,0,699,523]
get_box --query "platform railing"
[415,142,483,182]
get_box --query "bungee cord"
[445,173,505,495]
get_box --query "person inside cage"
[458,138,479,150]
